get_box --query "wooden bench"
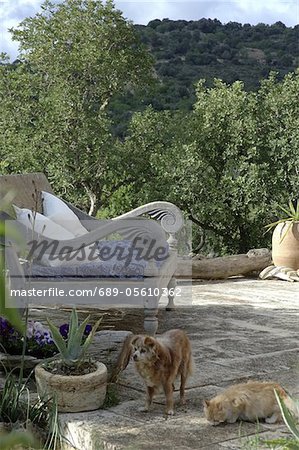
[0,172,184,334]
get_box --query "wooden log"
[176,249,272,280]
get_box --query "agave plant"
[47,308,101,367]
[265,200,299,242]
[275,389,299,442]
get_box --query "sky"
[1,0,298,60]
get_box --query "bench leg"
[144,307,158,336]
[166,277,176,311]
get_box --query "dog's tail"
[110,334,135,382]
[188,354,195,376]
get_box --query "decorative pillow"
[13,205,97,267]
[42,191,88,237]
[13,206,75,240]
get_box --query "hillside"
[109,18,299,135]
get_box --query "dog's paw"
[166,409,174,416]
[138,406,150,413]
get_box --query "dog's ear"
[144,336,156,348]
[203,400,210,408]
[110,334,135,382]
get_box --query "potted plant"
[35,309,107,413]
[265,200,299,269]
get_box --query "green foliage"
[1,0,153,213]
[103,384,120,408]
[1,5,299,255]
[259,391,299,449]
[0,198,37,449]
[0,194,25,333]
[0,373,62,449]
[109,19,298,127]
[242,399,299,449]
[265,200,299,236]
[275,390,299,442]
[0,431,37,450]
[0,252,24,334]
[110,71,299,254]
[47,308,101,365]
[245,436,299,449]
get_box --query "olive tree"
[1,0,153,213]
[111,72,299,254]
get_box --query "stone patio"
[58,277,299,450]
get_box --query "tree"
[106,19,298,128]
[173,73,299,253]
[170,79,264,253]
[0,61,46,174]
[100,106,188,216]
[255,71,299,202]
[110,72,299,254]
[1,0,153,213]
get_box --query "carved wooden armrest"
[15,218,167,256]
[113,202,184,250]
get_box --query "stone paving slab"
[219,425,293,450]
[59,278,299,450]
[61,405,273,450]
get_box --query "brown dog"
[116,329,193,415]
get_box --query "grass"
[243,435,299,450]
[239,417,299,450]
[0,372,64,449]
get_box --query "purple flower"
[0,317,13,335]
[59,323,69,338]
[84,324,92,336]
[0,317,9,329]
[0,316,57,358]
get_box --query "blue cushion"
[25,239,169,279]
[26,260,144,279]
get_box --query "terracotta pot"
[35,360,107,412]
[272,221,299,269]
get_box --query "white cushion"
[13,206,75,240]
[13,206,96,267]
[42,191,88,237]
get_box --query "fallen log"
[176,248,272,279]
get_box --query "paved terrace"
[49,277,299,450]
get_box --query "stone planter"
[35,361,107,413]
[272,221,299,269]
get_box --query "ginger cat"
[204,381,297,425]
